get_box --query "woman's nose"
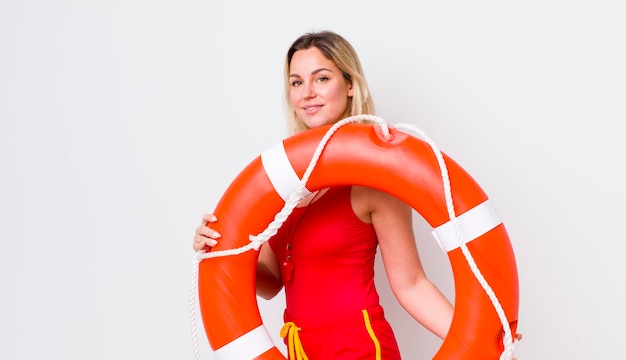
[303,82,316,99]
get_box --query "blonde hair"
[283,31,375,135]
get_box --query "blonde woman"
[194,30,453,359]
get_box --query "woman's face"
[289,47,353,129]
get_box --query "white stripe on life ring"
[261,141,312,202]
[431,200,502,253]
[214,325,275,360]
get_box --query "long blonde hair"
[284,31,375,135]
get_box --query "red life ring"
[197,122,519,359]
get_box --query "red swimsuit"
[269,186,401,359]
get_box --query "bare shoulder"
[351,185,410,223]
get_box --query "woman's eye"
[291,80,302,87]
[316,76,329,83]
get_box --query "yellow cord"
[281,311,381,360]
[280,322,309,360]
[362,309,382,360]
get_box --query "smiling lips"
[303,104,322,114]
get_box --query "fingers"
[196,219,221,239]
[193,239,215,251]
[201,213,217,225]
[196,224,221,239]
[193,213,221,251]
[193,233,218,251]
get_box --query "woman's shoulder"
[350,185,410,223]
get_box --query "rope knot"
[280,322,308,360]
[248,235,264,251]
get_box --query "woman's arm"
[365,188,454,339]
[256,243,283,300]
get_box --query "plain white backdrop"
[1,0,624,359]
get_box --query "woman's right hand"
[193,213,221,251]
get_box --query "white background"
[1,1,624,359]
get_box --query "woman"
[193,30,454,359]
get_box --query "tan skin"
[194,46,520,350]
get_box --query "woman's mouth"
[303,105,322,114]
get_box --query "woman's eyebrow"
[290,67,333,78]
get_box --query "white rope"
[189,115,517,359]
[393,122,517,360]
[189,255,201,360]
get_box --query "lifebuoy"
[197,121,519,359]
